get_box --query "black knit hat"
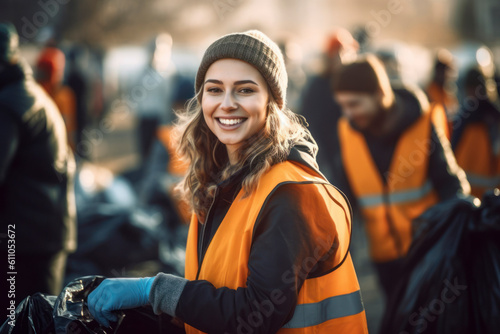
[0,23,19,64]
[332,54,390,94]
[195,30,288,109]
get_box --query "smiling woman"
[87,30,368,334]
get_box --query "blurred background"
[2,0,499,169]
[1,0,499,332]
[2,0,498,170]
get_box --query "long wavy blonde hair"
[173,85,316,223]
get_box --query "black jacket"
[330,87,470,212]
[0,60,76,254]
[175,139,346,333]
[299,74,343,179]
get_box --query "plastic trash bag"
[1,276,185,334]
[66,202,187,283]
[1,293,56,334]
[53,276,115,334]
[466,191,500,333]
[380,190,500,334]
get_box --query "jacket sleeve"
[428,124,471,200]
[0,111,20,185]
[150,183,340,334]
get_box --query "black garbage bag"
[0,293,56,334]
[66,204,162,283]
[380,190,500,334]
[1,276,185,334]
[66,202,187,283]
[466,191,500,333]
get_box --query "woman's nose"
[220,91,237,111]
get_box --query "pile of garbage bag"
[380,189,500,334]
[0,276,185,334]
[66,161,187,283]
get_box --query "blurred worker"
[136,33,177,162]
[426,49,458,139]
[0,23,76,311]
[140,76,195,224]
[452,67,500,198]
[299,29,358,178]
[36,46,77,151]
[331,55,470,298]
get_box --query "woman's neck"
[226,145,239,165]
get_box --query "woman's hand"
[87,277,155,327]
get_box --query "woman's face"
[202,58,269,163]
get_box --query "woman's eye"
[239,88,254,94]
[207,87,222,93]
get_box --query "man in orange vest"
[452,67,500,198]
[330,55,470,297]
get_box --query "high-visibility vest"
[184,161,368,333]
[455,122,500,198]
[338,106,439,263]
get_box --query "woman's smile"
[216,117,247,127]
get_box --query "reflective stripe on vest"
[358,179,433,208]
[282,290,364,329]
[466,173,500,188]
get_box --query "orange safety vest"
[338,106,439,263]
[455,123,500,198]
[184,161,368,333]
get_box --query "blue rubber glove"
[87,277,155,328]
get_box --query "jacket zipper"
[196,187,219,280]
[383,185,404,258]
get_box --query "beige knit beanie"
[195,30,288,109]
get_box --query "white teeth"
[219,118,244,125]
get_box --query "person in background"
[88,30,368,333]
[452,67,500,198]
[299,29,358,179]
[36,46,78,151]
[426,49,458,139]
[330,54,470,299]
[136,33,177,162]
[0,23,76,311]
[140,75,195,225]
